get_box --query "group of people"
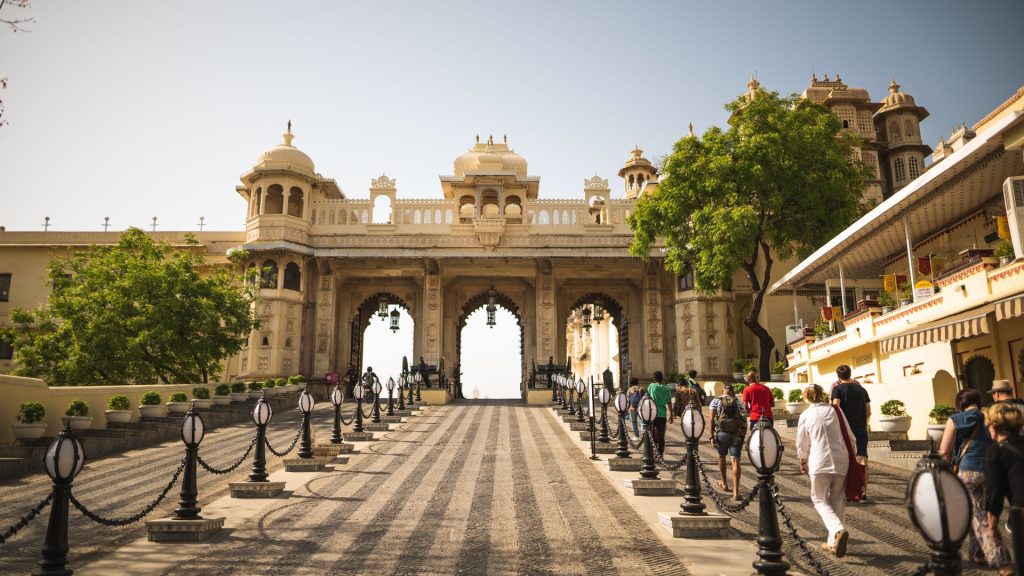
[621,365,1023,571]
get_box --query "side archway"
[565,292,629,389]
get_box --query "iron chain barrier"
[0,492,53,545]
[69,455,187,527]
[647,428,687,471]
[608,417,645,450]
[693,457,759,513]
[197,433,258,475]
[265,424,303,457]
[769,482,834,576]
[339,404,358,426]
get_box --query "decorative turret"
[617,146,658,200]
[874,79,932,194]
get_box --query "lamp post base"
[146,516,225,542]
[342,431,375,442]
[229,481,286,499]
[283,457,331,472]
[607,457,642,472]
[624,478,676,496]
[658,512,732,538]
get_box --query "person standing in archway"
[647,371,674,455]
[830,364,871,500]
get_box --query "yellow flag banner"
[832,306,843,322]
[996,215,1010,240]
[883,274,897,293]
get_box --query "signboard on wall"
[913,280,934,300]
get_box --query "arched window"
[260,260,279,289]
[285,337,292,348]
[434,208,441,224]
[265,184,284,214]
[372,195,392,224]
[562,209,570,225]
[283,262,301,291]
[287,186,304,217]
[552,210,560,225]
[894,158,906,183]
[311,209,317,224]
[414,209,422,224]
[539,210,550,225]
[842,120,849,128]
[361,210,368,224]
[905,120,914,138]
[245,263,258,286]
[445,209,454,224]
[252,187,262,217]
[908,156,920,180]
[339,210,347,225]
[261,336,269,346]
[424,209,432,224]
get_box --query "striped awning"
[879,304,995,354]
[995,294,1024,321]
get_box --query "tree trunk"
[740,241,777,381]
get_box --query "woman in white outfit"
[796,384,851,557]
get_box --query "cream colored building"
[769,87,1024,439]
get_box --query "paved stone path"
[0,401,1010,575]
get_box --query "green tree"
[2,228,259,385]
[629,88,871,378]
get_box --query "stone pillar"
[313,260,336,378]
[423,272,442,364]
[643,267,665,373]
[535,269,556,368]
[259,189,267,215]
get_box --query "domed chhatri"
[254,120,315,174]
[453,134,527,179]
[878,78,923,113]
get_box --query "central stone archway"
[455,288,525,400]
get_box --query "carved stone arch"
[349,292,415,387]
[454,288,526,400]
[565,292,630,388]
[963,354,996,403]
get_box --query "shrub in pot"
[771,360,787,382]
[213,384,232,405]
[230,382,249,401]
[191,386,213,409]
[105,394,133,424]
[248,380,264,399]
[771,387,786,409]
[926,404,956,443]
[877,399,912,433]
[139,391,165,418]
[786,388,807,415]
[12,401,47,440]
[167,391,190,414]
[261,379,277,397]
[62,399,93,431]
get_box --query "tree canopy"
[629,88,872,377]
[2,228,259,385]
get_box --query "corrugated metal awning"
[995,294,1024,321]
[879,304,995,354]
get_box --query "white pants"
[809,472,847,544]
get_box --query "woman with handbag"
[939,388,1012,573]
[796,384,851,558]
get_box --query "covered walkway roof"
[769,108,1024,294]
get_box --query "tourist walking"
[830,365,871,498]
[990,380,1024,424]
[646,371,674,455]
[985,402,1024,576]
[742,371,774,430]
[627,377,643,437]
[939,388,1013,573]
[710,384,746,501]
[796,384,850,558]
[684,369,707,406]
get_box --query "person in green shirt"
[647,371,674,455]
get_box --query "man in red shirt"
[742,371,774,430]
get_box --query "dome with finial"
[255,121,315,174]
[879,78,917,110]
[453,134,527,178]
[617,146,657,177]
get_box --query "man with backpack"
[626,377,644,438]
[711,384,747,501]
[684,370,707,406]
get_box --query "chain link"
[70,456,186,527]
[648,428,687,471]
[693,457,760,513]
[769,482,833,576]
[0,492,53,545]
[339,405,357,426]
[265,424,302,457]
[197,432,257,475]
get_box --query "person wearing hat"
[990,380,1024,409]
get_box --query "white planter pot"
[104,410,133,424]
[926,424,946,444]
[213,396,232,406]
[248,390,263,399]
[732,373,745,382]
[11,422,48,440]
[166,402,190,415]
[230,392,249,402]
[191,399,214,409]
[876,415,912,433]
[786,402,807,415]
[62,415,94,431]
[261,388,277,397]
[770,374,786,382]
[139,404,165,418]
[774,399,787,410]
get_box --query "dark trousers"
[651,416,667,455]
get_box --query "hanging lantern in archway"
[581,306,592,332]
[378,295,389,320]
[593,298,605,324]
[486,285,498,328]
[389,308,401,332]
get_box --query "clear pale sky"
[1,1,1022,232]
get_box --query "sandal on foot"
[833,529,848,558]
[716,480,729,491]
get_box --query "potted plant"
[62,399,93,431]
[275,377,289,392]
[105,394,133,424]
[248,380,264,399]
[877,399,912,433]
[771,387,786,409]
[813,323,832,341]
[139,392,164,418]
[167,392,190,414]
[732,383,746,398]
[289,374,307,391]
[12,401,47,440]
[994,241,1015,266]
[877,290,895,314]
[731,358,747,382]
[786,388,807,415]
[230,382,249,402]
[191,387,213,409]
[898,283,913,307]
[771,360,787,382]
[213,384,232,405]
[261,379,277,397]
[927,404,956,443]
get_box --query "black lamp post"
[680,399,707,515]
[386,377,396,416]
[638,396,659,479]
[550,371,559,402]
[581,306,592,332]
[370,379,383,423]
[353,383,365,433]
[329,385,344,445]
[36,421,85,576]
[176,404,206,519]
[414,371,422,402]
[597,386,611,444]
[614,391,631,458]
[297,390,315,459]
[397,374,407,411]
[486,285,498,328]
[560,375,571,411]
[250,396,273,481]
[389,308,401,332]
[906,445,972,576]
[408,372,416,405]
[748,420,789,576]
[587,377,599,461]
[574,379,586,422]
